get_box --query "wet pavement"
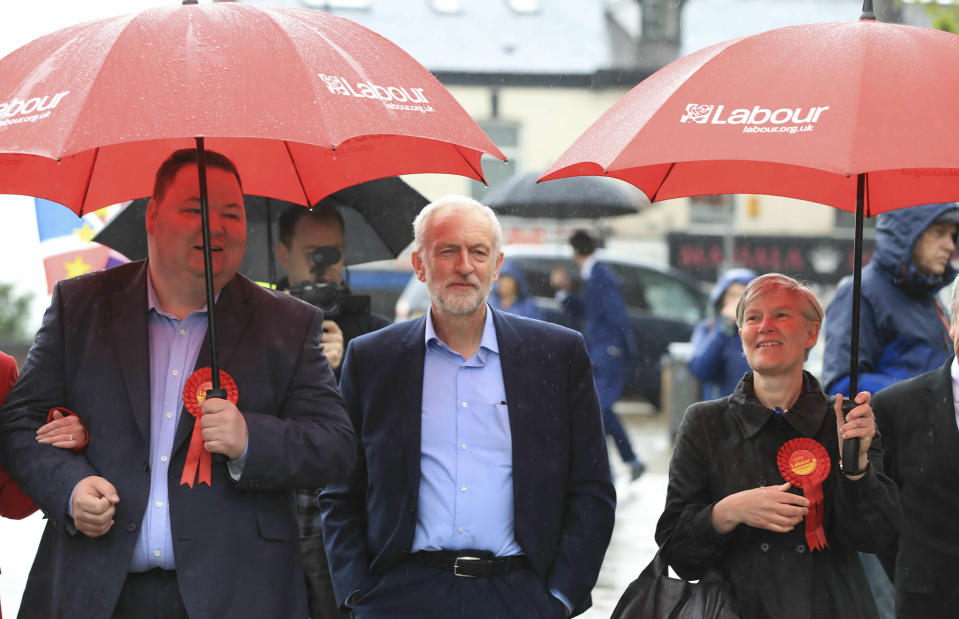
[584,401,672,617]
[0,402,673,618]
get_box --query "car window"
[509,254,705,324]
[606,262,705,324]
[506,256,574,298]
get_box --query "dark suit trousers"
[351,561,566,619]
[111,570,188,619]
[593,355,636,464]
[301,533,347,618]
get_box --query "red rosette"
[778,437,831,551]
[180,368,239,488]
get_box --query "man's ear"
[276,242,290,270]
[412,250,426,282]
[493,251,504,281]
[145,198,158,236]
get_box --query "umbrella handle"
[840,400,861,476]
[206,386,229,464]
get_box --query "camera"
[287,245,370,319]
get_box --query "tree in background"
[927,5,959,33]
[0,282,33,340]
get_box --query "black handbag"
[610,549,741,619]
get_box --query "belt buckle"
[453,555,482,578]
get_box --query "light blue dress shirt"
[411,307,572,613]
[411,306,522,556]
[128,274,209,572]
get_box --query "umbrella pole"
[195,136,226,397]
[842,173,866,475]
[266,198,276,287]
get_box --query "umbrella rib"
[77,146,100,216]
[457,145,491,186]
[282,141,312,206]
[649,162,676,203]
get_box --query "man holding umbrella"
[0,148,356,619]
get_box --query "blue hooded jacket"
[688,268,757,400]
[489,260,543,321]
[822,202,959,397]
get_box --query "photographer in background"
[277,201,391,375]
[276,200,390,618]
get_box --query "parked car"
[394,244,709,406]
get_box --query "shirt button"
[153,550,161,557]
[461,444,467,451]
[457,527,464,533]
[460,402,467,408]
[165,412,173,419]
[759,543,770,553]
[795,544,807,554]
[171,370,179,377]
[460,486,467,492]
[160,456,168,463]
[125,522,137,533]
[155,501,163,508]
[179,329,186,336]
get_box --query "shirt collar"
[730,372,828,438]
[424,304,499,358]
[950,356,959,401]
[580,255,597,280]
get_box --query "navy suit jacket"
[0,261,356,619]
[562,260,636,364]
[320,308,616,616]
[872,361,959,607]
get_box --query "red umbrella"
[0,3,502,213]
[541,1,959,472]
[0,2,503,404]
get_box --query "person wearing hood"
[822,200,959,619]
[688,268,757,400]
[822,201,959,398]
[489,260,543,321]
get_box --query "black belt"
[411,550,530,578]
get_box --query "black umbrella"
[94,176,428,286]
[484,170,641,219]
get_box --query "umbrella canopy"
[0,2,503,398]
[541,7,959,216]
[541,1,959,474]
[484,171,640,219]
[0,3,504,214]
[93,177,427,284]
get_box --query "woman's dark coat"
[655,372,901,619]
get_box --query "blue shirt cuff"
[550,588,572,615]
[227,439,249,481]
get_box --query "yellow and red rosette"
[180,368,238,488]
[778,437,830,551]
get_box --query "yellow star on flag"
[73,223,97,244]
[64,255,93,278]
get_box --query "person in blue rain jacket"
[822,201,959,397]
[688,268,757,400]
[489,260,543,320]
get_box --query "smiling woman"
[653,273,901,619]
